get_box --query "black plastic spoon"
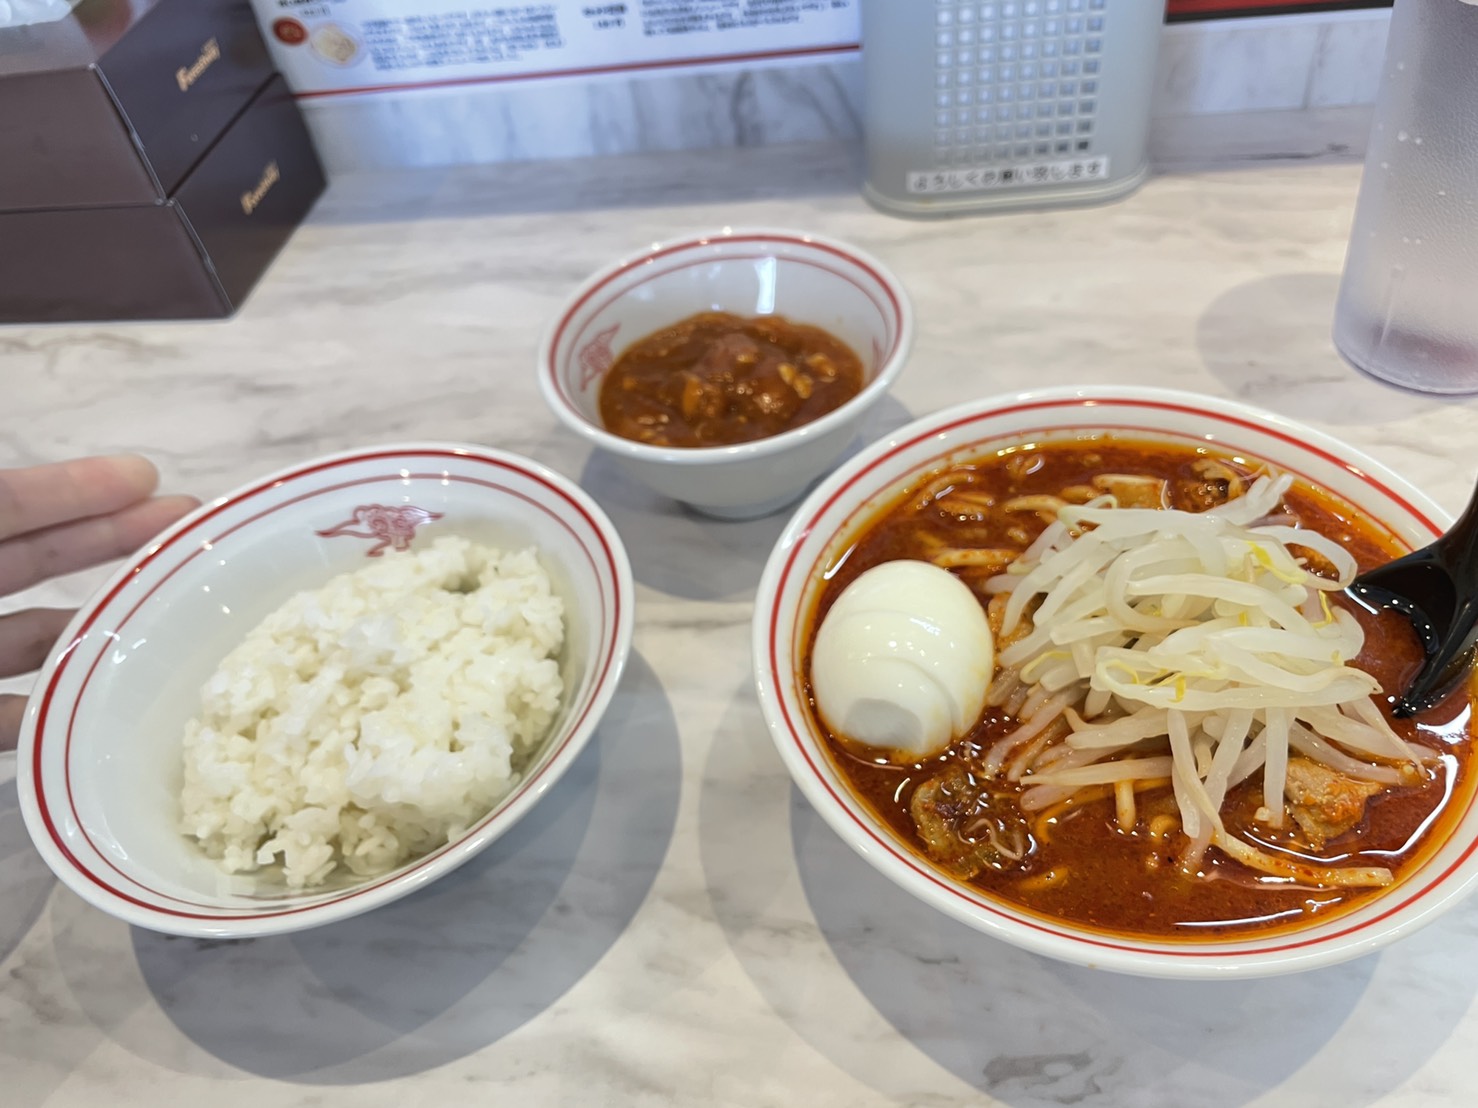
[1347,477,1478,718]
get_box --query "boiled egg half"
[811,559,995,760]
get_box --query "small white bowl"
[537,227,914,520]
[753,385,1470,979]
[17,444,634,939]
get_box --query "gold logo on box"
[176,38,221,92]
[241,161,281,215]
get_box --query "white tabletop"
[4,142,1477,1108]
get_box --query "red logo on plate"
[577,324,620,391]
[316,504,444,556]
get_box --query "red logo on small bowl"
[316,504,444,556]
[577,324,620,392]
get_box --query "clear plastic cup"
[1332,0,1478,395]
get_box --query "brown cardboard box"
[0,0,277,211]
[0,74,325,323]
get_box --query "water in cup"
[1333,0,1478,395]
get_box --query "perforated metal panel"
[861,0,1160,215]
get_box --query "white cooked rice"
[179,535,565,889]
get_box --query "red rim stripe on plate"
[769,397,1460,961]
[33,449,624,920]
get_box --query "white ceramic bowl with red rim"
[752,385,1471,979]
[537,227,914,519]
[16,444,634,939]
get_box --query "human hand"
[0,456,199,752]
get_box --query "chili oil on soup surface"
[801,438,1476,942]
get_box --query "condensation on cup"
[1333,0,1478,395]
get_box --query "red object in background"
[272,17,308,45]
[1168,0,1390,17]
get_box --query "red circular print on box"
[273,18,309,45]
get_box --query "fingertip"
[66,454,163,506]
[156,492,202,515]
[125,494,202,546]
[0,455,169,543]
[106,454,163,495]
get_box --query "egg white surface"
[811,559,995,760]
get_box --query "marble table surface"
[4,140,1478,1108]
